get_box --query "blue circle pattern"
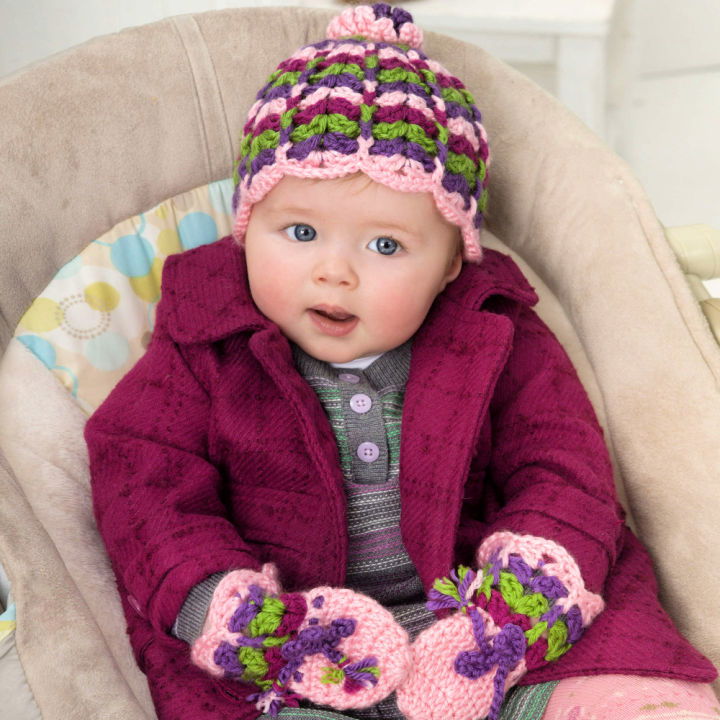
[86,332,130,371]
[111,234,155,277]
[178,212,218,251]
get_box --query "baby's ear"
[444,245,463,286]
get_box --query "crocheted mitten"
[191,565,412,716]
[395,532,605,720]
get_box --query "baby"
[85,4,718,720]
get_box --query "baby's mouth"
[308,305,359,336]
[310,306,356,322]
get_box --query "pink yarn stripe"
[300,85,365,110]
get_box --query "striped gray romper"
[280,341,557,720]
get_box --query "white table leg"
[557,35,607,138]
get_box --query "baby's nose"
[312,256,358,287]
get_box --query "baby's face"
[243,172,462,364]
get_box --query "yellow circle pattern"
[20,297,62,332]
[84,282,120,312]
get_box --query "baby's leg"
[542,674,719,719]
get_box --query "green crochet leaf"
[247,595,286,637]
[238,646,269,684]
[525,621,548,646]
[546,619,572,661]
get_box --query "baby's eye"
[284,224,316,242]
[368,236,402,255]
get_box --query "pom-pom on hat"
[232,2,490,262]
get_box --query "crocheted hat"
[232,2,490,262]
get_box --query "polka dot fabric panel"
[13,179,235,414]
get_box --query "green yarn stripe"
[446,150,482,190]
[271,70,302,88]
[310,62,364,81]
[239,129,281,169]
[372,121,437,155]
[290,113,361,142]
[376,67,425,86]
[441,85,476,109]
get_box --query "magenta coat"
[85,236,716,720]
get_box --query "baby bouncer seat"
[0,6,718,718]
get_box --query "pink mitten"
[191,565,412,716]
[396,532,604,720]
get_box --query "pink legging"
[542,675,719,719]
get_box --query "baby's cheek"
[371,291,433,344]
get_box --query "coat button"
[349,393,372,414]
[338,373,360,384]
[357,442,379,463]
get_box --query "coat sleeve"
[483,303,626,595]
[85,276,262,635]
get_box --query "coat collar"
[165,235,539,344]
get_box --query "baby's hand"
[191,568,412,716]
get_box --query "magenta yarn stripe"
[294,97,363,125]
[448,133,481,161]
[435,71,466,90]
[251,114,281,138]
[315,51,368,67]
[374,105,439,138]
[377,55,429,74]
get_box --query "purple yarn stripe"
[228,585,265,632]
[250,147,277,175]
[445,99,476,124]
[315,72,364,94]
[507,556,534,585]
[530,574,569,600]
[264,83,293,103]
[369,139,436,173]
[540,604,564,626]
[565,606,584,644]
[285,134,359,161]
[286,136,319,161]
[442,172,472,209]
